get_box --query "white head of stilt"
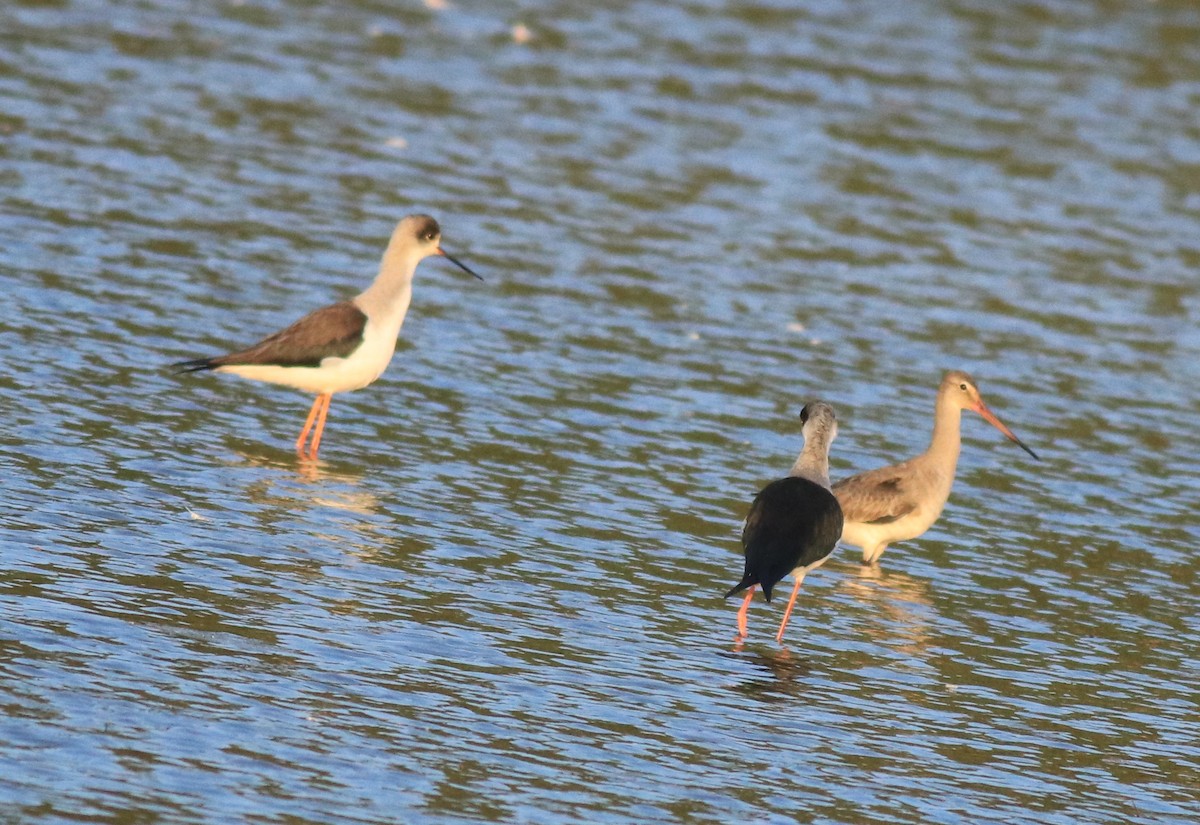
[354,214,445,320]
[789,401,838,490]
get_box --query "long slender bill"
[438,247,484,281]
[974,402,1040,460]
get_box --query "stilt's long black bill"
[439,248,483,281]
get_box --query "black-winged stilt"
[175,214,481,459]
[726,401,844,644]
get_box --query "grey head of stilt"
[790,401,838,489]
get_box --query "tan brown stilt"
[833,370,1039,565]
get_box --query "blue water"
[1,0,1198,822]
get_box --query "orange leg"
[295,395,325,456]
[774,572,808,643]
[306,393,332,459]
[735,585,756,640]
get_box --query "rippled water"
[2,0,1199,822]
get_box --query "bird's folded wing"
[212,301,368,368]
[832,470,918,525]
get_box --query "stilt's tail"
[172,357,217,373]
[726,575,771,601]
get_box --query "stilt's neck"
[789,437,833,490]
[788,402,838,489]
[356,239,419,318]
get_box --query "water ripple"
[2,0,1199,822]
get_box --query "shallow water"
[2,0,1198,822]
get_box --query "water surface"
[1,0,1198,822]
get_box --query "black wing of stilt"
[172,301,368,373]
[731,476,843,602]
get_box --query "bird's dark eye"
[959,383,968,391]
[420,230,437,242]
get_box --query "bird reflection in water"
[231,446,371,502]
[835,561,934,658]
[219,446,392,559]
[727,645,815,702]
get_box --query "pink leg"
[735,585,756,639]
[295,395,324,456]
[774,572,808,643]
[305,393,332,460]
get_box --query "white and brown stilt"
[833,370,1039,565]
[725,402,845,644]
[174,214,481,460]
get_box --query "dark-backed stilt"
[174,214,481,460]
[726,401,844,644]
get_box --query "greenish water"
[1,0,1198,822]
